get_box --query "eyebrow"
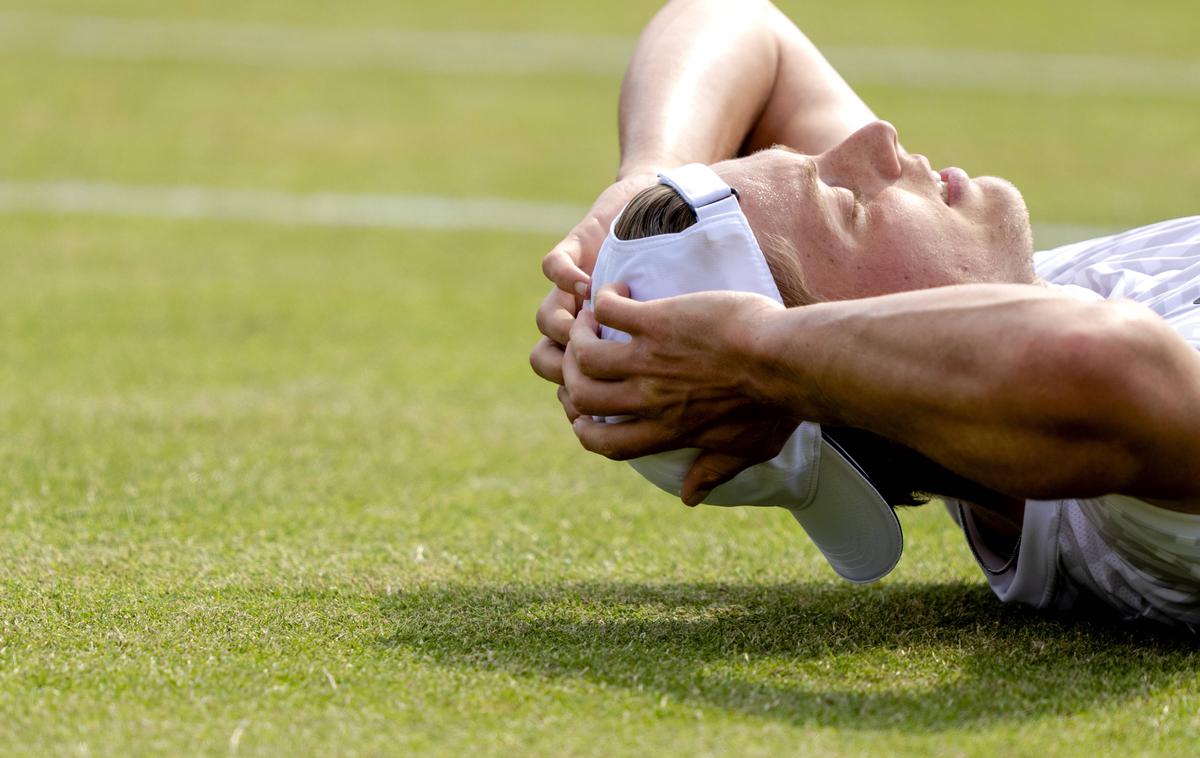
[766,144,848,240]
[766,144,818,179]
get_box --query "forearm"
[617,0,874,178]
[750,285,1200,500]
[617,0,779,176]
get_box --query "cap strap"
[658,164,735,220]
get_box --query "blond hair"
[613,184,819,307]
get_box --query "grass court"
[0,0,1198,754]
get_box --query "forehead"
[711,148,807,196]
[710,149,825,239]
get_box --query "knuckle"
[557,386,579,418]
[574,421,627,461]
[564,381,582,405]
[692,460,729,484]
[637,377,666,409]
[605,445,632,462]
[576,429,602,454]
[529,343,564,384]
[566,386,594,416]
[586,436,623,461]
[544,311,575,346]
[573,345,595,375]
[543,237,582,277]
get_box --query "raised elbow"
[1018,300,1200,487]
[1022,301,1165,419]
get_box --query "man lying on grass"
[529,0,1200,626]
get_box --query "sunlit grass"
[0,0,1197,755]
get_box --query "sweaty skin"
[709,122,1035,303]
[566,284,1200,510]
[532,0,1200,515]
[532,0,873,380]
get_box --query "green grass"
[0,1,1198,755]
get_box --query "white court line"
[0,11,633,77]
[0,179,1111,246]
[829,45,1200,98]
[0,180,584,237]
[0,11,1198,96]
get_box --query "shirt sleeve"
[953,498,1067,609]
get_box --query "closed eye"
[835,185,860,223]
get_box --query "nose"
[818,120,903,192]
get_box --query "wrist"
[617,149,698,180]
[734,302,794,406]
[739,304,837,422]
[615,161,664,182]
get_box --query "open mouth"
[913,154,951,205]
[938,168,969,206]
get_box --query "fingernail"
[574,281,589,297]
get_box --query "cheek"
[741,191,808,256]
[874,195,960,247]
[976,178,1033,252]
[857,201,977,293]
[779,203,937,302]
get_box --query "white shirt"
[957,216,1200,626]
[1033,216,1200,348]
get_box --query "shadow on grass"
[379,580,1197,730]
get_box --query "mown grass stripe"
[0,11,634,77]
[0,179,1110,245]
[0,12,1197,96]
[0,180,583,236]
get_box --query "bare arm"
[756,286,1200,501]
[616,0,875,179]
[533,0,874,386]
[567,285,1200,506]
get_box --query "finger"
[591,283,645,335]
[567,383,646,417]
[681,451,756,507]
[557,384,582,422]
[562,328,647,417]
[571,415,689,461]
[535,287,577,346]
[529,337,566,385]
[567,309,640,378]
[685,418,798,457]
[571,340,642,383]
[542,243,590,298]
[572,306,601,337]
[562,363,644,417]
[565,308,605,357]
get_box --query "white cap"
[589,163,903,584]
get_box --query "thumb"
[680,451,754,507]
[542,243,590,298]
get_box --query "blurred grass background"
[0,1,1197,755]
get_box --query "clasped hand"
[560,285,800,504]
[529,175,801,504]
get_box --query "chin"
[978,176,1034,265]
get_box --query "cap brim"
[785,438,903,584]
